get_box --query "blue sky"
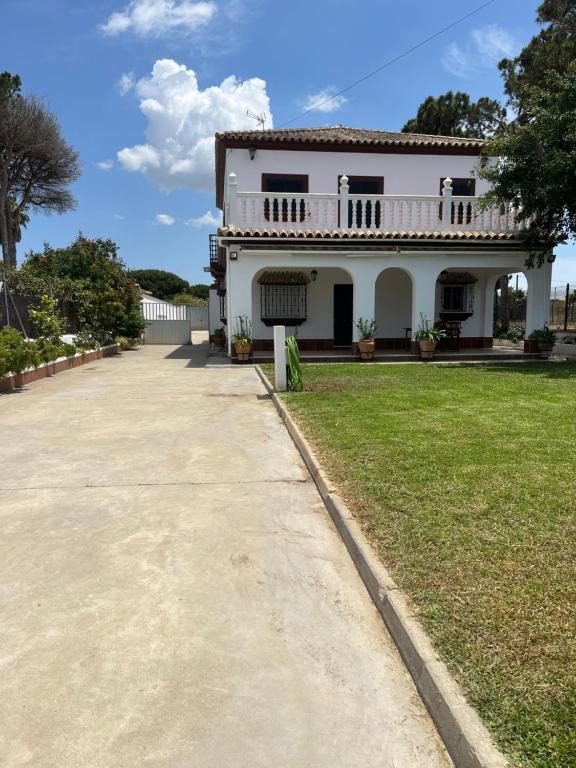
[4,0,574,290]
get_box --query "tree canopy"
[401,91,506,138]
[480,62,576,265]
[126,269,191,300]
[499,0,576,120]
[0,72,80,268]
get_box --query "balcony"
[226,174,525,235]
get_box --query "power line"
[279,0,497,128]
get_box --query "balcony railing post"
[227,172,238,226]
[339,175,349,230]
[442,177,453,230]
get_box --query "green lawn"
[263,362,576,768]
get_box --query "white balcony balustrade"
[226,173,525,235]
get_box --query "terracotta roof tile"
[218,226,518,241]
[216,125,485,150]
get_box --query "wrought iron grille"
[260,283,307,326]
[441,283,474,314]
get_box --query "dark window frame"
[337,175,384,228]
[261,174,309,223]
[261,173,309,193]
[439,177,476,225]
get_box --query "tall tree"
[499,0,576,120]
[479,62,576,266]
[402,91,506,138]
[0,73,80,268]
[126,269,190,300]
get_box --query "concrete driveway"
[0,337,451,768]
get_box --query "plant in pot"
[528,325,558,357]
[213,327,226,349]
[356,318,376,360]
[232,316,254,362]
[414,314,446,359]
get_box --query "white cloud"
[117,59,272,192]
[155,213,175,225]
[117,72,135,95]
[442,25,519,78]
[301,87,347,114]
[97,160,114,171]
[114,213,126,220]
[472,25,518,63]
[101,0,216,37]
[186,210,222,227]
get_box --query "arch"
[374,267,414,349]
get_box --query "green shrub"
[29,295,65,340]
[286,336,303,392]
[0,328,39,375]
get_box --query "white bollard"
[274,325,287,392]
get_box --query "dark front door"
[333,284,353,347]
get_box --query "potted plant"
[232,316,254,362]
[213,327,226,349]
[356,318,376,360]
[414,314,446,359]
[528,325,558,357]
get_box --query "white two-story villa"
[208,126,553,358]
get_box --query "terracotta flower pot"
[213,335,225,349]
[418,339,437,359]
[234,341,253,362]
[358,339,375,360]
[537,341,554,358]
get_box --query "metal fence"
[0,292,79,336]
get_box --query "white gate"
[142,302,194,344]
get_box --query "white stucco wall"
[208,287,223,335]
[251,267,352,340]
[375,268,412,337]
[225,249,551,353]
[224,148,489,203]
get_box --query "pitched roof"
[216,125,484,150]
[215,126,485,208]
[217,226,519,242]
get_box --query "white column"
[411,266,439,340]
[526,259,553,334]
[483,275,500,339]
[227,172,238,226]
[442,177,453,231]
[339,175,349,231]
[274,326,287,391]
[226,250,253,357]
[353,271,376,343]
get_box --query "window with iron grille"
[441,284,474,314]
[258,271,309,326]
[438,271,477,318]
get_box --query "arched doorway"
[374,268,413,348]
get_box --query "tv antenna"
[246,109,266,130]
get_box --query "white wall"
[375,269,412,337]
[208,287,224,334]
[226,250,545,349]
[251,267,352,339]
[224,147,489,204]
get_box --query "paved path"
[0,338,451,768]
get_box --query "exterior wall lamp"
[249,145,257,160]
[311,269,318,282]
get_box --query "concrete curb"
[255,364,509,768]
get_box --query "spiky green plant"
[286,336,303,392]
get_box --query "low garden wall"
[0,343,120,393]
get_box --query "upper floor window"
[262,174,309,222]
[440,177,476,225]
[339,175,384,228]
